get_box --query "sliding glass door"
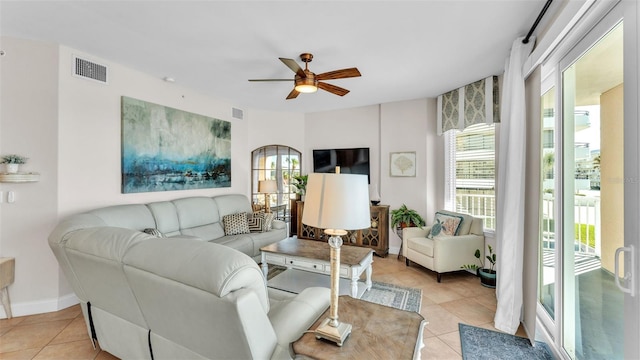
[561,21,624,359]
[538,2,639,359]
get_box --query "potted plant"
[461,245,497,288]
[1,154,28,174]
[390,204,426,229]
[292,174,308,200]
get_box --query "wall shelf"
[0,173,40,183]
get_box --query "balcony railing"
[541,194,600,256]
[455,193,496,230]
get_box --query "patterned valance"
[437,76,500,135]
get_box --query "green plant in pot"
[1,154,28,174]
[391,204,426,229]
[292,174,308,200]
[461,245,497,288]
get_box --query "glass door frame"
[537,1,639,358]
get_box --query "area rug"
[266,265,422,312]
[459,323,554,360]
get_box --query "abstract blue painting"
[121,96,231,193]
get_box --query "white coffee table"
[260,237,373,298]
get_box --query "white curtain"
[494,36,535,334]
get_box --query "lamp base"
[315,318,352,346]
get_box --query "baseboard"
[0,293,79,319]
[389,246,400,255]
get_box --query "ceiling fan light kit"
[249,53,360,100]
[294,75,318,93]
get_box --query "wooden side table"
[293,296,425,359]
[0,257,15,318]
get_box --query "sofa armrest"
[271,219,286,230]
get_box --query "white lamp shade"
[302,173,370,231]
[258,179,277,193]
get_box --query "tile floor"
[0,255,527,359]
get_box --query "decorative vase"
[5,164,19,174]
[479,269,497,288]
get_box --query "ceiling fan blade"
[279,58,305,78]
[317,82,350,96]
[316,67,361,80]
[286,89,300,100]
[248,79,294,82]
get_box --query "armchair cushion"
[407,237,434,257]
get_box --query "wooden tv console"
[296,201,389,257]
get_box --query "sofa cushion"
[407,237,434,257]
[223,213,250,236]
[173,197,221,229]
[89,204,156,231]
[213,194,254,218]
[147,201,180,236]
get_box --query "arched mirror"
[251,145,302,235]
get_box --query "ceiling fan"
[249,53,361,100]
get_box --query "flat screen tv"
[312,147,370,183]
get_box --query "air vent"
[232,107,244,120]
[73,56,108,84]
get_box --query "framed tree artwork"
[390,152,416,177]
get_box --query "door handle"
[614,245,635,297]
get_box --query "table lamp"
[302,172,370,346]
[258,180,277,213]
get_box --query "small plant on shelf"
[390,204,425,229]
[1,154,28,164]
[1,154,28,174]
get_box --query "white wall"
[381,98,442,252]
[304,99,444,254]
[0,37,64,317]
[57,45,250,217]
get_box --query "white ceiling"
[0,0,561,114]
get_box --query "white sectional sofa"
[48,194,330,359]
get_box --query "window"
[444,123,496,230]
[251,145,301,226]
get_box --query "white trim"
[0,293,79,319]
[526,0,620,76]
[437,95,443,135]
[457,86,465,130]
[485,76,493,125]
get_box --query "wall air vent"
[72,56,108,84]
[232,107,244,120]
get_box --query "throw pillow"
[247,212,265,233]
[433,212,464,236]
[427,219,452,239]
[142,228,165,238]
[252,210,276,232]
[223,212,250,236]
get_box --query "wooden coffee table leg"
[365,263,372,291]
